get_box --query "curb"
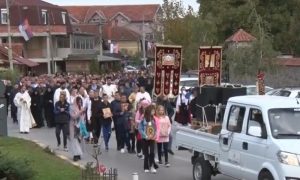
[30,139,85,169]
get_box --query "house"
[64,4,163,59]
[225,28,257,48]
[63,23,122,72]
[0,43,38,72]
[0,0,72,74]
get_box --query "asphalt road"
[7,115,234,180]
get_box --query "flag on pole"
[18,18,33,41]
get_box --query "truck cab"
[175,95,300,180]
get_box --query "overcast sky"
[44,0,199,11]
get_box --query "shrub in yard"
[0,151,35,180]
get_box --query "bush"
[0,151,35,180]
[0,69,21,84]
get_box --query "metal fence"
[81,168,117,180]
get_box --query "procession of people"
[4,68,197,173]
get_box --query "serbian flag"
[18,18,33,41]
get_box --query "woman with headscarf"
[69,96,85,161]
[44,85,55,127]
[175,86,190,125]
[31,88,43,128]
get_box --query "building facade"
[0,0,74,74]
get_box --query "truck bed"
[175,125,220,157]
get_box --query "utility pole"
[6,0,13,70]
[142,15,147,67]
[99,22,103,61]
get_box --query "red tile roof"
[0,0,61,8]
[0,44,39,67]
[73,24,140,41]
[278,58,300,66]
[103,25,140,41]
[64,4,160,23]
[225,29,256,42]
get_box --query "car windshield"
[274,90,291,97]
[269,108,300,139]
[180,80,198,87]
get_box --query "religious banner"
[154,45,182,96]
[198,46,222,86]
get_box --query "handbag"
[78,120,89,139]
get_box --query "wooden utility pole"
[6,0,13,70]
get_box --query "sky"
[44,0,199,11]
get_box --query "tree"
[162,0,218,70]
[198,0,300,55]
[224,0,278,79]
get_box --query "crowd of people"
[4,69,198,173]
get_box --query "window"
[247,109,266,138]
[1,9,8,24]
[146,33,154,40]
[61,12,66,24]
[41,9,48,25]
[80,39,85,49]
[227,105,245,133]
[85,39,90,49]
[57,37,70,48]
[90,39,94,49]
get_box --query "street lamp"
[6,0,13,70]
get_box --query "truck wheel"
[258,170,274,180]
[193,157,212,180]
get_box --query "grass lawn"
[0,137,81,180]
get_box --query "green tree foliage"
[89,59,102,75]
[198,0,300,55]
[162,0,218,71]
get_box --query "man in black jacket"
[54,93,70,151]
[10,83,19,124]
[100,94,113,151]
[4,80,13,114]
[111,91,122,150]
[90,90,102,145]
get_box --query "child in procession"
[155,105,172,167]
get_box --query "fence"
[81,168,117,180]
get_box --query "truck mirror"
[248,122,262,137]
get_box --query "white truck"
[175,95,300,180]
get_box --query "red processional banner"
[154,45,182,96]
[198,46,222,86]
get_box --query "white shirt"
[53,88,70,106]
[135,92,152,104]
[176,93,189,111]
[102,84,118,102]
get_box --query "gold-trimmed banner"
[198,46,222,86]
[154,45,182,96]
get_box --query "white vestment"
[14,91,36,133]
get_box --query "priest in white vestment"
[14,86,35,133]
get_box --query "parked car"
[266,88,300,98]
[244,85,273,95]
[179,77,199,90]
[124,65,139,73]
